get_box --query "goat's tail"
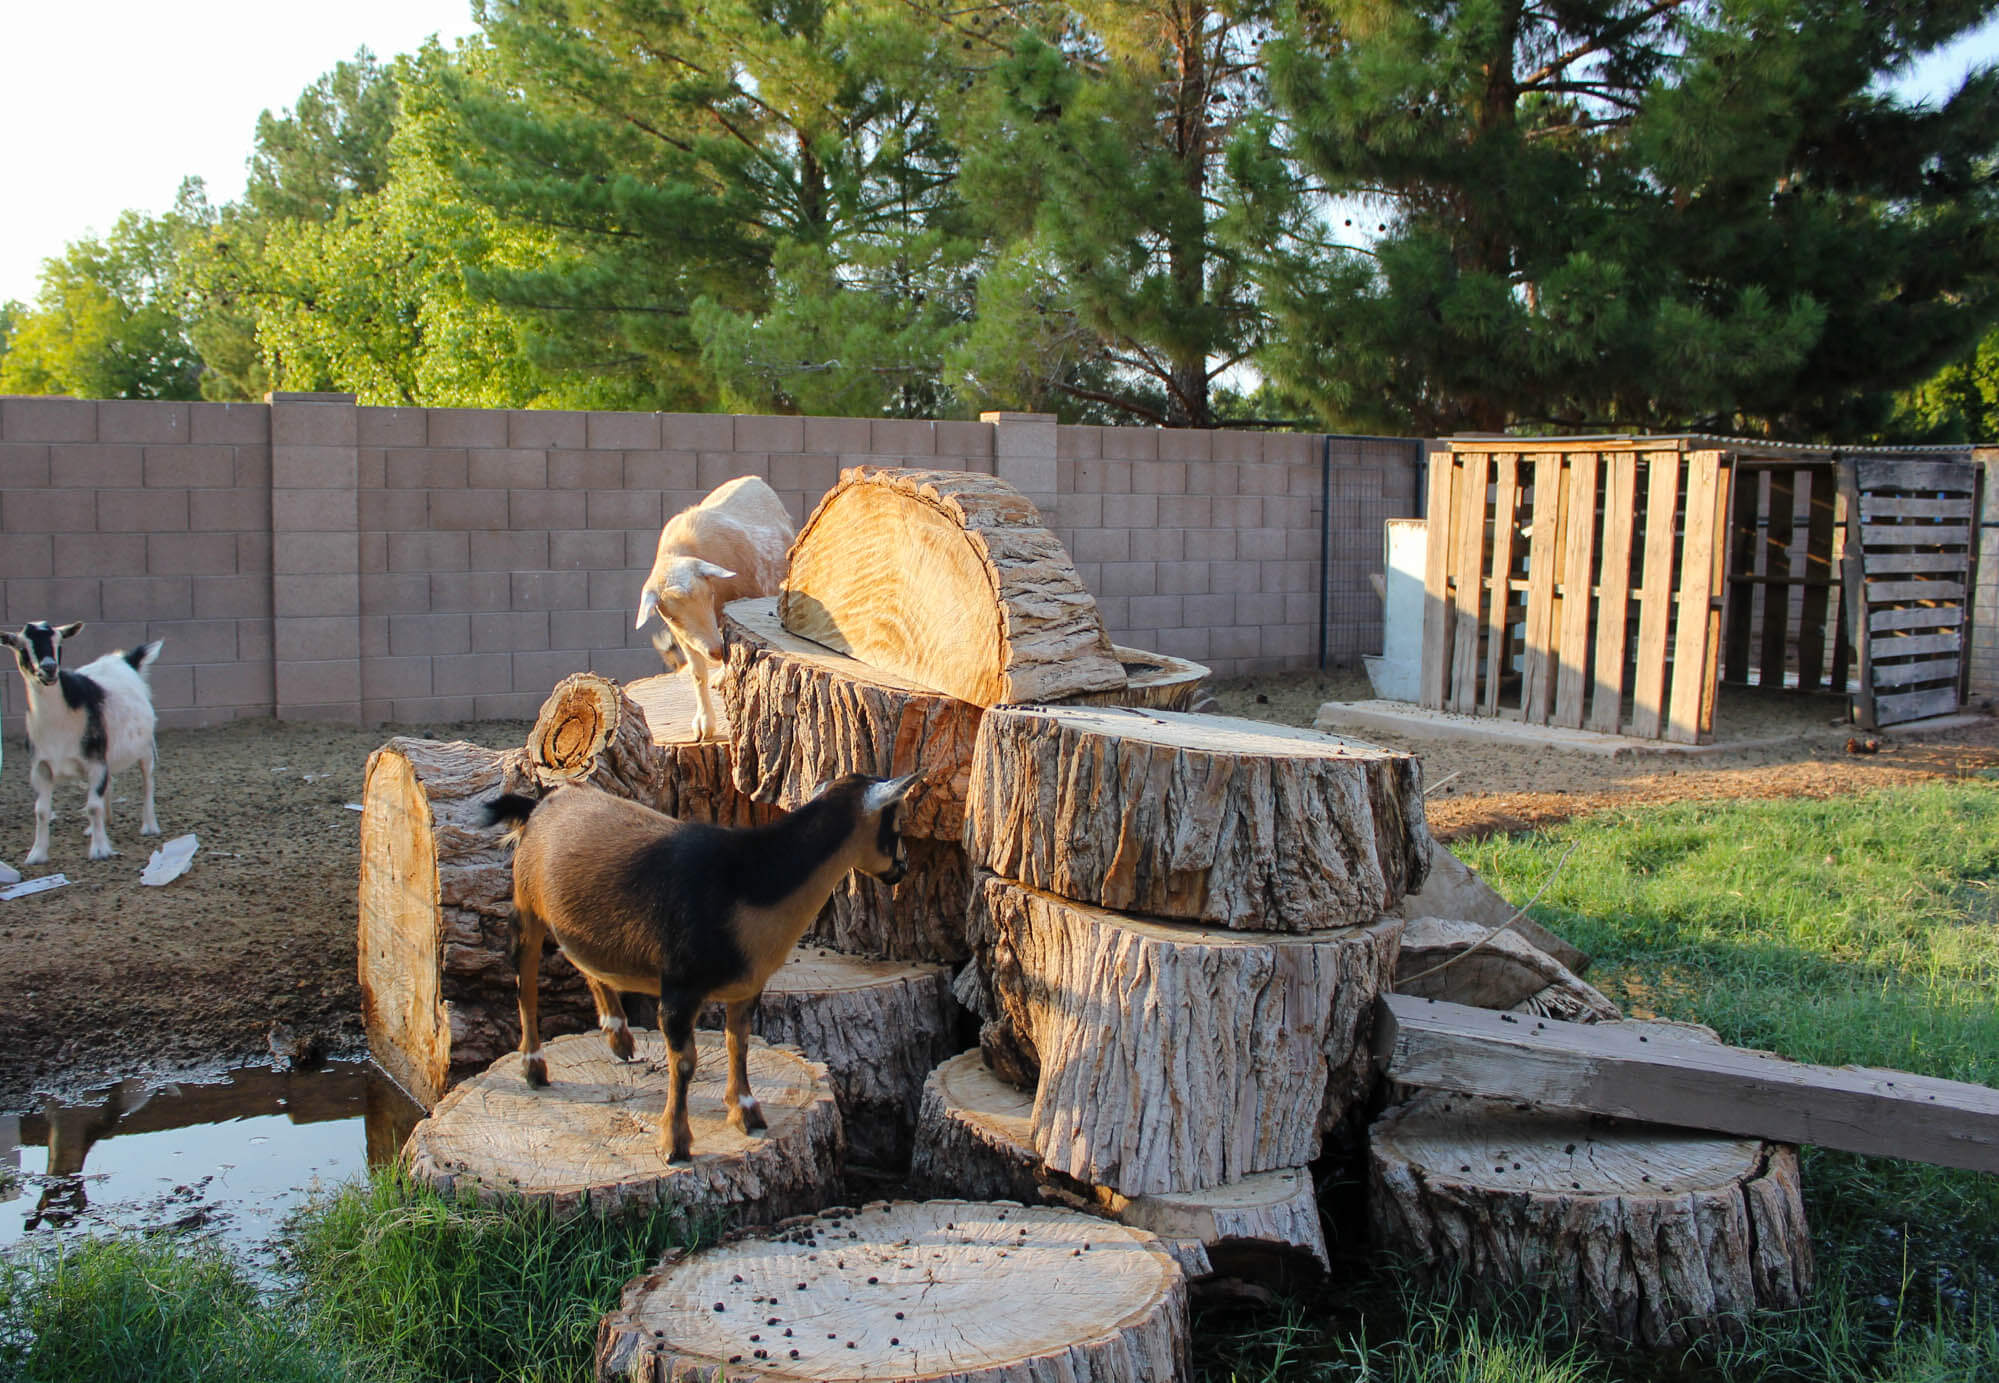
[483,792,543,847]
[124,640,163,677]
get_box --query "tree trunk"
[909,1050,1329,1285]
[405,1029,842,1226]
[968,872,1401,1195]
[1395,917,1618,1022]
[966,705,1431,930]
[595,1200,1188,1383]
[778,467,1127,706]
[812,836,973,965]
[1370,1088,1812,1350]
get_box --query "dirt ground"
[1,675,1994,1108]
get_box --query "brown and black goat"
[484,772,913,1161]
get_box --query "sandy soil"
[0,675,1992,1108]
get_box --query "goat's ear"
[56,621,83,639]
[694,561,737,583]
[0,632,21,652]
[863,774,917,815]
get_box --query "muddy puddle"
[1,1060,424,1261]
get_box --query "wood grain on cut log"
[722,597,983,841]
[970,873,1402,1195]
[966,706,1431,931]
[596,1200,1188,1383]
[1396,917,1619,1023]
[405,1030,842,1224]
[359,737,593,1108]
[698,946,960,1169]
[1060,647,1211,712]
[1371,1089,1811,1350]
[778,467,1127,706]
[910,1050,1329,1283]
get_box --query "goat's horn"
[635,594,657,630]
[863,774,917,814]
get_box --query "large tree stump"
[1061,647,1211,712]
[1395,917,1619,1023]
[1370,1088,1812,1350]
[359,737,595,1107]
[778,467,1127,706]
[965,706,1431,931]
[595,1200,1188,1383]
[812,836,973,965]
[969,873,1402,1195]
[910,1051,1329,1284]
[699,946,961,1169]
[404,1030,842,1225]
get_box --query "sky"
[1,5,1997,308]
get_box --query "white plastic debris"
[1,874,70,901]
[140,833,200,887]
[344,803,365,812]
[0,860,19,886]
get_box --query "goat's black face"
[2,621,81,685]
[870,803,908,886]
[849,774,915,885]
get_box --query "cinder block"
[358,573,431,615]
[1182,592,1234,626]
[1157,559,1208,595]
[1286,465,1322,498]
[871,419,936,456]
[101,577,193,621]
[82,620,147,652]
[389,612,472,657]
[698,452,767,489]
[661,413,735,450]
[1157,432,1210,464]
[275,658,362,710]
[512,648,586,698]
[0,442,52,488]
[472,610,550,652]
[358,489,429,532]
[235,445,271,489]
[509,409,586,450]
[1103,493,1159,529]
[5,488,97,533]
[1057,427,1100,461]
[468,448,549,490]
[1185,528,1237,562]
[1,396,96,443]
[1285,593,1324,626]
[509,488,587,531]
[427,408,509,449]
[3,572,102,620]
[56,443,144,488]
[1260,626,1312,659]
[511,570,588,611]
[1286,528,1324,561]
[357,407,427,447]
[275,616,361,662]
[804,417,872,454]
[1130,528,1185,563]
[1211,433,1265,464]
[549,449,624,491]
[386,448,467,490]
[1234,592,1284,626]
[190,402,271,446]
[587,411,661,450]
[1099,428,1158,462]
[935,419,994,461]
[469,530,548,572]
[143,445,234,489]
[1263,496,1309,528]
[0,533,53,578]
[392,694,480,724]
[273,488,358,532]
[276,574,361,618]
[272,399,358,448]
[591,489,659,531]
[389,530,469,573]
[365,656,434,700]
[432,651,514,697]
[1210,496,1263,528]
[428,489,510,532]
[737,415,805,453]
[1262,560,1314,594]
[196,661,274,708]
[590,568,639,612]
[625,450,698,491]
[140,662,193,711]
[1237,464,1287,496]
[152,619,238,664]
[1262,433,1317,465]
[147,533,240,576]
[627,527,674,568]
[238,531,272,575]
[1208,625,1259,660]
[1101,563,1158,598]
[1159,496,1212,528]
[194,576,272,620]
[590,646,665,683]
[274,532,359,576]
[1187,462,1239,496]
[431,570,514,613]
[360,615,390,658]
[1073,459,1131,495]
[1049,493,1103,530]
[1129,594,1182,628]
[272,443,358,490]
[191,489,269,533]
[1072,528,1130,563]
[550,529,628,571]
[1152,627,1210,661]
[98,488,188,533]
[549,608,626,652]
[474,691,544,720]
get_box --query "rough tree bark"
[965,706,1431,930]
[778,467,1127,706]
[595,1200,1189,1383]
[533,671,770,826]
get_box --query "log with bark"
[1369,1086,1812,1350]
[1059,647,1211,712]
[909,1050,1329,1285]
[404,1029,843,1225]
[778,467,1127,706]
[967,872,1402,1195]
[965,706,1431,931]
[698,946,962,1169]
[595,1200,1188,1383]
[1394,917,1619,1023]
[1399,845,1589,975]
[812,835,973,965]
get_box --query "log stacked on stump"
[595,1200,1189,1383]
[1394,917,1619,1023]
[1062,646,1211,712]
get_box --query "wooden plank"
[1723,467,1761,684]
[1838,460,1877,729]
[1481,455,1521,716]
[1863,550,1973,575]
[1630,454,1681,739]
[1730,574,1838,588]
[1865,580,1968,603]
[1963,465,1986,705]
[1448,453,1490,713]
[1869,656,1964,689]
[1868,630,1962,658]
[1666,452,1723,744]
[1373,994,1999,1174]
[1696,456,1732,738]
[1861,496,1976,521]
[1853,458,1979,493]
[1518,455,1565,724]
[1587,452,1637,735]
[1871,606,1966,633]
[1419,454,1458,709]
[1797,469,1838,693]
[1759,470,1795,687]
[1553,451,1601,728]
[1861,523,1972,549]
[1875,685,1963,724]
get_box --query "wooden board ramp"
[778,467,1128,707]
[966,873,1401,1195]
[595,1200,1189,1382]
[909,1051,1329,1285]
[1374,993,1999,1173]
[699,946,961,1170]
[964,705,1431,931]
[404,1030,841,1223]
[1394,917,1619,1024]
[1371,1088,1811,1350]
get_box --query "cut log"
[909,1050,1329,1284]
[404,1030,842,1225]
[778,467,1127,706]
[1395,917,1619,1023]
[969,872,1402,1195]
[1060,647,1210,712]
[699,946,961,1170]
[722,597,983,842]
[358,737,596,1108]
[1370,1088,1811,1349]
[595,1200,1188,1383]
[1399,846,1589,975]
[813,835,973,965]
[534,671,770,827]
[965,706,1431,931]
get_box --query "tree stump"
[965,706,1431,931]
[1061,647,1210,712]
[358,737,595,1108]
[595,1200,1188,1383]
[812,835,973,965]
[1370,1088,1812,1350]
[969,872,1402,1195]
[404,1030,842,1225]
[778,467,1127,706]
[910,1051,1329,1284]
[1395,917,1619,1023]
[699,946,962,1169]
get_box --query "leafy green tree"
[246,50,402,224]
[1892,324,1999,441]
[1261,0,1999,437]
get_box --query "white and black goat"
[1,621,163,864]
[485,772,912,1161]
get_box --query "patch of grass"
[0,1235,351,1383]
[286,1167,712,1383]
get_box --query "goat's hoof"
[87,844,116,861]
[663,1140,693,1163]
[522,1053,549,1087]
[605,1025,636,1061]
[728,1101,767,1133]
[141,823,161,836]
[24,850,48,867]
